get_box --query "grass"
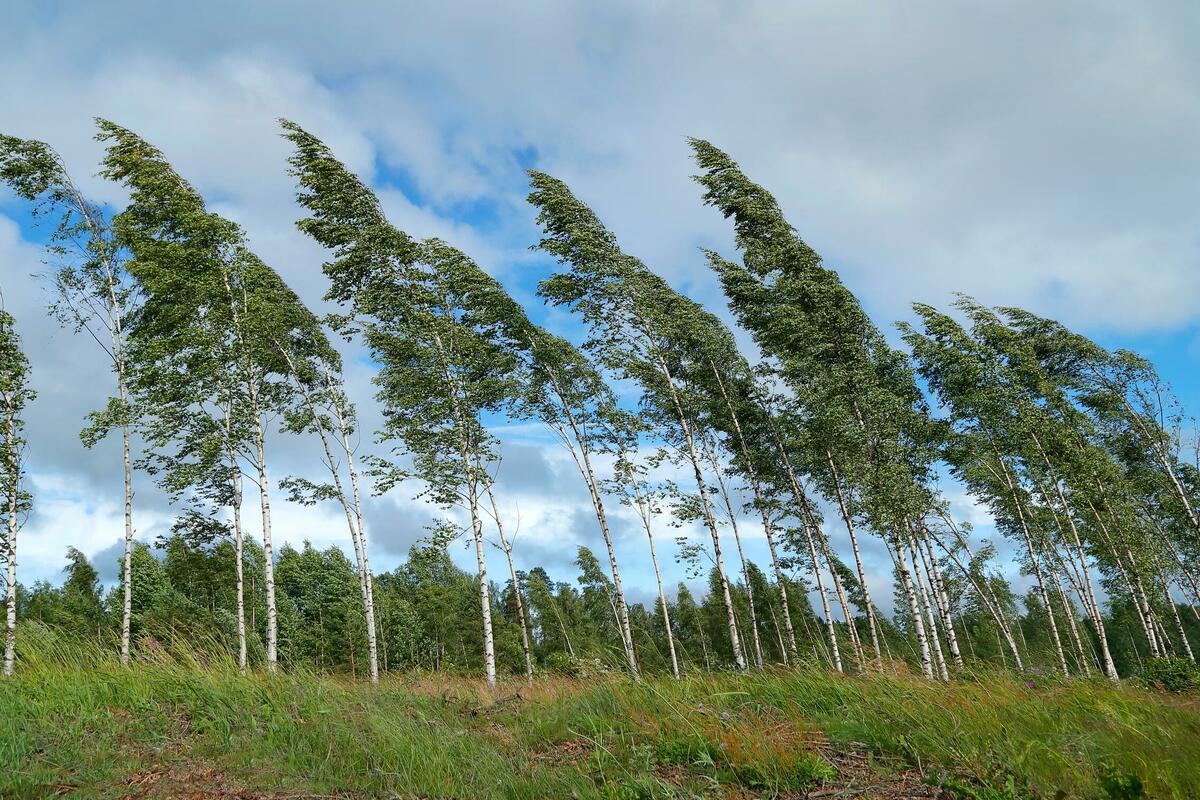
[1,625,1198,798]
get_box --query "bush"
[1136,656,1200,694]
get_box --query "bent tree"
[528,171,748,671]
[98,119,320,672]
[0,134,140,664]
[284,122,513,687]
[691,139,922,669]
[0,304,33,676]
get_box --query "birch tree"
[279,353,380,682]
[284,122,515,686]
[0,304,33,676]
[528,170,748,670]
[99,119,322,672]
[0,134,141,664]
[691,139,937,668]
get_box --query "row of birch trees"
[1,120,1197,684]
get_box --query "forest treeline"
[1,121,1198,688]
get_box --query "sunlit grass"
[1,624,1197,798]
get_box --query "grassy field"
[1,627,1197,799]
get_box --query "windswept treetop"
[98,119,334,380]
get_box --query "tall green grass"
[1,625,1197,798]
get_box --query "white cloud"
[2,1,1198,616]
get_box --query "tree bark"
[893,539,934,679]
[700,433,763,669]
[908,531,948,681]
[653,353,745,670]
[919,529,963,669]
[541,362,638,676]
[628,475,680,679]
[481,475,534,682]
[987,453,1070,676]
[825,452,883,666]
[767,423,842,672]
[708,361,798,662]
[926,522,1023,669]
[223,405,248,674]
[3,403,18,677]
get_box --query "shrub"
[1136,656,1200,694]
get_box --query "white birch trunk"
[1052,568,1089,675]
[653,354,745,670]
[893,540,934,679]
[825,452,883,665]
[927,522,1023,669]
[1162,578,1195,661]
[469,483,497,688]
[3,405,18,677]
[1028,435,1118,679]
[481,476,534,682]
[771,433,842,672]
[230,461,248,674]
[990,455,1069,676]
[825,544,865,666]
[802,510,843,673]
[544,381,638,676]
[250,413,278,671]
[708,362,798,662]
[334,398,380,683]
[700,435,763,669]
[630,477,680,679]
[282,357,379,682]
[919,531,963,668]
[909,534,948,681]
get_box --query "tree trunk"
[892,539,934,679]
[769,430,842,672]
[824,544,865,667]
[1052,567,1089,675]
[225,408,248,674]
[990,454,1070,676]
[481,475,533,682]
[825,452,883,666]
[280,355,380,682]
[4,406,18,677]
[332,389,380,683]
[250,414,278,671]
[700,434,763,669]
[708,361,798,662]
[926,522,1023,669]
[1027,435,1118,679]
[468,478,498,688]
[653,353,745,670]
[908,532,948,681]
[543,367,638,676]
[1163,578,1195,661]
[919,530,963,669]
[119,415,133,666]
[629,477,680,679]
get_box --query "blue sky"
[1,2,1198,616]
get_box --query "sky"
[1,1,1198,616]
